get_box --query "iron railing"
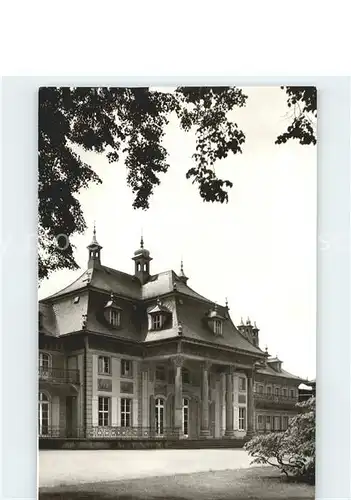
[39,426,190,439]
[254,391,298,405]
[38,367,80,385]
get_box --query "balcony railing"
[38,367,80,385]
[39,426,186,439]
[254,391,298,405]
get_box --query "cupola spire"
[178,258,189,284]
[132,234,152,284]
[87,221,102,269]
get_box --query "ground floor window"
[282,416,289,430]
[265,415,271,431]
[239,407,246,430]
[182,398,189,437]
[257,414,264,430]
[38,392,50,436]
[121,398,132,427]
[98,397,110,426]
[155,398,165,435]
[274,416,281,431]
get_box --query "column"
[172,355,183,438]
[247,369,255,437]
[140,362,149,432]
[225,366,235,437]
[200,361,211,437]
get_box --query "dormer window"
[214,319,222,335]
[206,304,225,336]
[152,314,162,330]
[109,309,120,327]
[104,292,122,329]
[148,299,171,331]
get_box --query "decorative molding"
[201,360,212,372]
[120,381,134,394]
[97,378,112,392]
[171,355,184,368]
[226,365,235,375]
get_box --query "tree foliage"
[244,397,315,484]
[38,86,316,281]
[276,86,317,146]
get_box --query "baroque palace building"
[38,229,306,446]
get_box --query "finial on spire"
[265,345,268,354]
[225,297,228,308]
[110,291,114,301]
[246,316,251,325]
[180,258,184,273]
[240,317,244,325]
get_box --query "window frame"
[151,314,163,330]
[213,319,222,335]
[121,359,133,378]
[98,396,110,427]
[182,367,190,385]
[239,376,247,392]
[98,355,111,375]
[155,397,165,436]
[120,397,132,428]
[155,365,166,382]
[38,391,50,437]
[238,407,246,430]
[109,308,121,327]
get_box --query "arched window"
[155,397,165,436]
[182,397,190,437]
[39,352,51,379]
[38,392,50,436]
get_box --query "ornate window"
[98,396,110,426]
[38,392,50,436]
[98,356,111,375]
[266,386,272,395]
[206,304,225,335]
[121,398,132,427]
[104,293,122,328]
[290,389,295,399]
[148,299,171,331]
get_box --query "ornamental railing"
[38,426,183,439]
[38,367,80,385]
[253,391,298,405]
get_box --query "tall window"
[274,416,281,431]
[121,359,133,377]
[152,314,162,330]
[156,365,166,382]
[239,407,246,430]
[266,386,272,396]
[182,398,189,437]
[290,389,295,399]
[155,398,165,436]
[39,352,51,378]
[275,387,280,396]
[282,388,287,397]
[257,415,264,430]
[98,356,111,375]
[182,368,190,384]
[214,319,222,335]
[257,384,264,394]
[121,398,132,427]
[265,415,271,431]
[109,309,120,327]
[98,397,110,426]
[38,392,50,436]
[283,416,289,430]
[239,377,246,392]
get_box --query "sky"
[38,87,316,380]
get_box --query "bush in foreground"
[244,397,315,484]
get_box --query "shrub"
[244,397,315,484]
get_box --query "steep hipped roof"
[39,302,57,336]
[45,267,212,304]
[256,363,304,382]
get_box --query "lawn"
[39,466,314,500]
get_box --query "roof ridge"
[101,265,135,278]
[41,269,89,300]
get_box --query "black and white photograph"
[38,86,316,500]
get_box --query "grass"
[39,466,314,500]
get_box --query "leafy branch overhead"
[38,86,316,281]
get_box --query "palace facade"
[38,230,306,445]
